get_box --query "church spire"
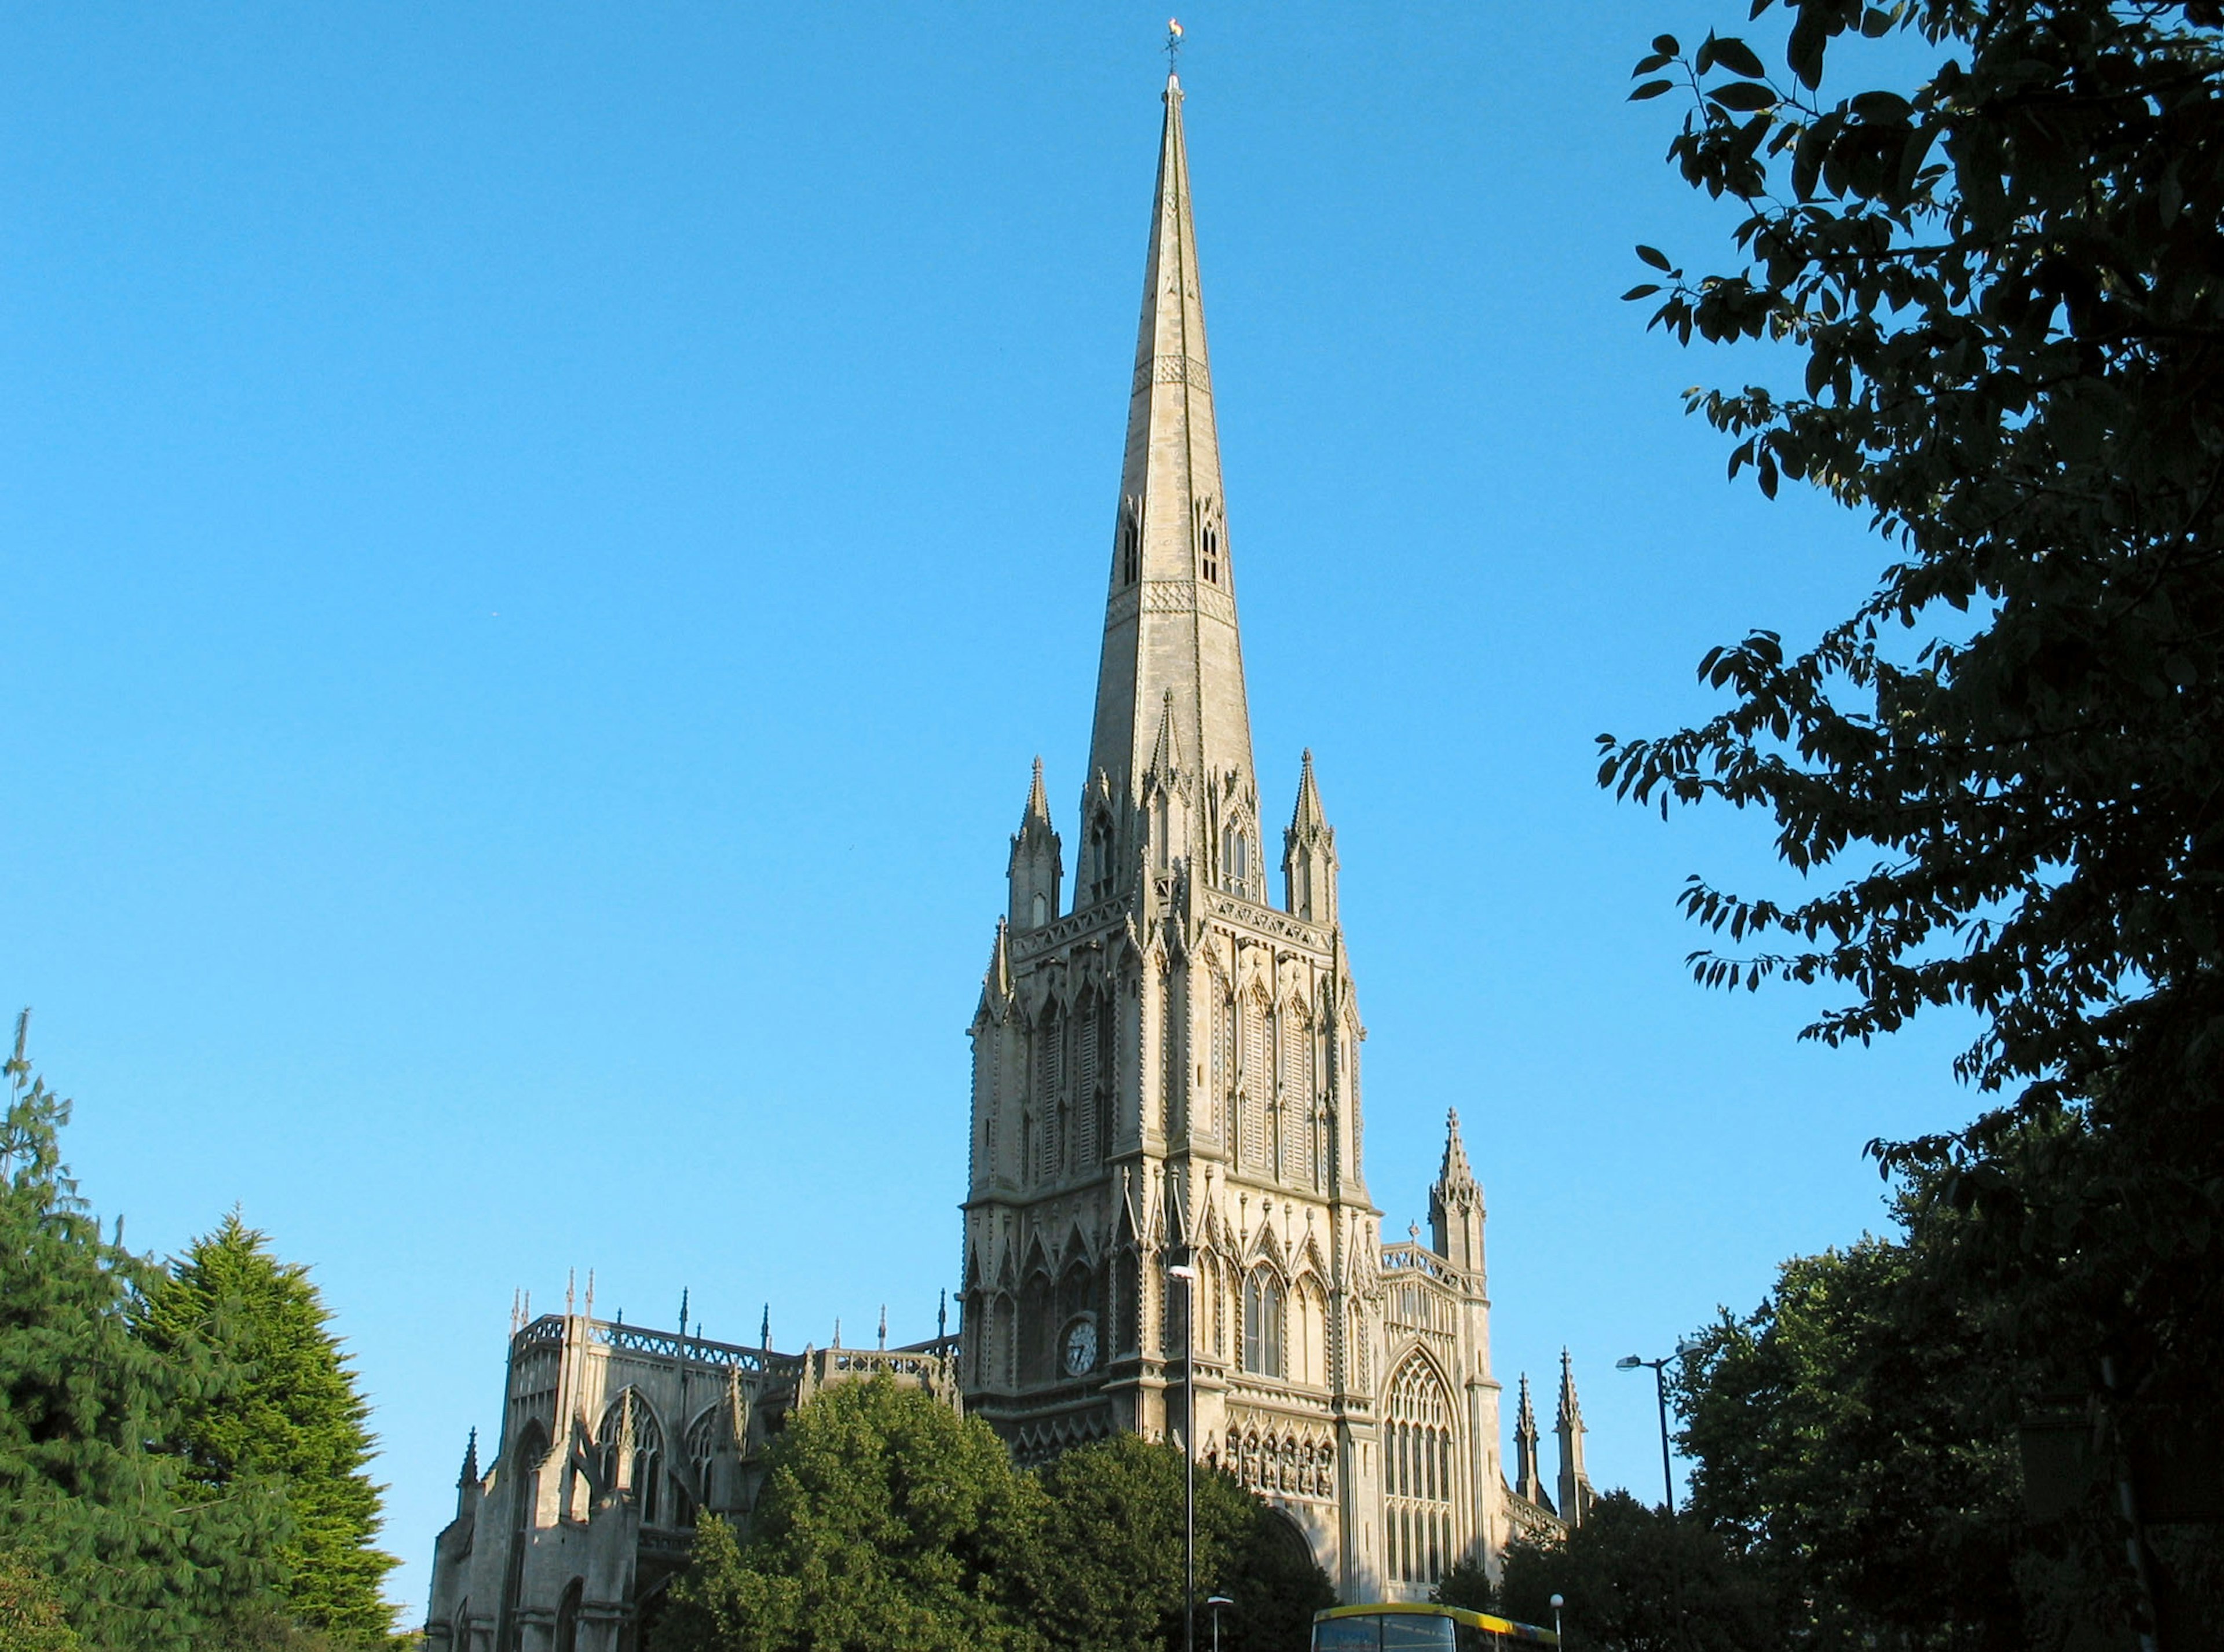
[1513,1376,1546,1507]
[1556,1348,1595,1526]
[1087,71,1257,816]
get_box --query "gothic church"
[422,71,1597,1651]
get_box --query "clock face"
[1063,1320,1098,1376]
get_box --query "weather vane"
[1166,17,1184,78]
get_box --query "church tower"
[960,65,1384,1581]
[957,64,1548,1602]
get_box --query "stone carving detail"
[1132,353,1213,397]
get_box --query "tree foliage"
[656,1380,1334,1652]
[656,1377,1041,1652]
[1601,0,2224,1634]
[139,1213,399,1644]
[1022,1433,1333,1652]
[0,1017,284,1650]
[1675,1223,2029,1647]
[0,1550,82,1652]
[1491,1493,1779,1652]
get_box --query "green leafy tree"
[0,1550,82,1652]
[1600,0,2224,1636]
[0,1015,284,1650]
[1675,1226,2028,1648]
[138,1214,399,1644]
[656,1376,1042,1652]
[1023,1433,1333,1652]
[1494,1493,1778,1652]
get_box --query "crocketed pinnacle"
[1022,756,1051,827]
[1087,72,1257,807]
[1439,1108,1476,1189]
[1289,748,1328,833]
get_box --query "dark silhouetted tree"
[1603,1,2224,1638]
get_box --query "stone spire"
[1429,1108,1486,1274]
[1008,758,1063,929]
[1282,749,1339,925]
[1512,1376,1546,1507]
[1556,1348,1594,1527]
[1087,71,1257,815]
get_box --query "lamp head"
[1206,1596,1232,1609]
[1549,1594,1565,1609]
[1616,1355,1643,1370]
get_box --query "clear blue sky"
[2,3,1970,1620]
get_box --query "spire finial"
[878,1305,888,1350]
[1165,17,1183,82]
[938,1288,949,1341]
[761,1303,771,1349]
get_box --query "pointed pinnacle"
[1289,748,1327,832]
[1023,756,1051,826]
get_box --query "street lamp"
[1168,1262,1200,1652]
[1615,1351,1681,1515]
[1549,1592,1564,1645]
[1206,1594,1232,1652]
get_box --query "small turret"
[1512,1376,1546,1508]
[1139,689,1193,877]
[1556,1349,1595,1527]
[1428,1108,1486,1276]
[1282,750,1338,925]
[455,1427,481,1520]
[1008,758,1063,929]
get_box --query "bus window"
[1380,1617,1456,1651]
[1313,1617,1382,1651]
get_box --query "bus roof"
[1313,1602,1559,1644]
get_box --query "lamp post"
[1168,1262,1200,1652]
[1615,1351,1681,1515]
[1549,1592,1564,1645]
[1206,1594,1232,1652]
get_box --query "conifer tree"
[141,1213,399,1644]
[0,1013,285,1649]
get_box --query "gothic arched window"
[1384,1355,1458,1586]
[1242,1270,1284,1378]
[1120,497,1142,587]
[554,1578,582,1652]
[1088,814,1116,903]
[597,1391,665,1527]
[683,1406,727,1519]
[1201,517,1221,584]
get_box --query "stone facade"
[423,1312,958,1652]
[956,71,1593,1600]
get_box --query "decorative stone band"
[1204,892,1332,953]
[1132,353,1213,397]
[1102,580,1238,630]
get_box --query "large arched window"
[597,1391,665,1527]
[554,1578,583,1652]
[1384,1356,1458,1587]
[1242,1270,1285,1378]
[683,1406,727,1522]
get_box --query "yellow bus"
[1312,1602,1560,1650]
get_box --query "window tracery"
[1384,1355,1458,1587]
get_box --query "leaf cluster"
[655,1378,1333,1652]
[1599,8,2224,1625]
[1600,0,2224,1113]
